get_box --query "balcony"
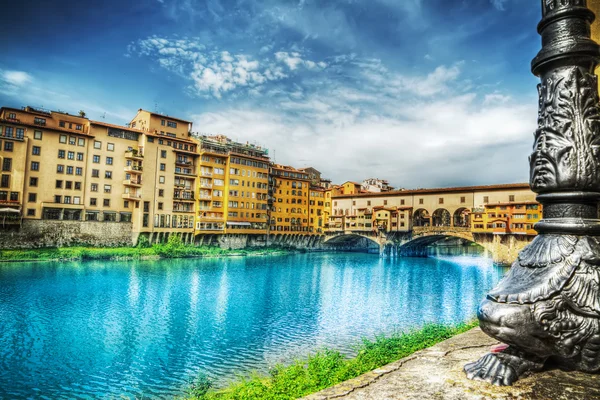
[174,168,195,177]
[199,215,224,221]
[199,194,212,200]
[122,192,142,200]
[173,196,195,203]
[200,182,213,189]
[124,165,143,174]
[200,170,213,177]
[176,159,193,166]
[123,179,142,187]
[173,208,194,213]
[125,150,144,160]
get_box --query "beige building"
[329,183,540,235]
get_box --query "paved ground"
[303,328,600,400]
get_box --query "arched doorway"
[453,208,470,227]
[413,209,430,227]
[432,208,451,227]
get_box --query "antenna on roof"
[100,112,106,120]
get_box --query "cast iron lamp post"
[465,0,600,386]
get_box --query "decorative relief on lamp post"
[464,0,600,385]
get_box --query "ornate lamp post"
[464,0,600,386]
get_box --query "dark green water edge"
[0,235,304,262]
[185,321,479,400]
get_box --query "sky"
[0,0,543,189]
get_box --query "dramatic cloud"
[128,37,327,98]
[490,0,508,11]
[0,70,33,96]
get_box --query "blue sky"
[0,0,543,188]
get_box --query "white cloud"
[128,37,326,97]
[1,70,32,86]
[490,0,507,11]
[190,61,535,188]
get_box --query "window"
[167,121,177,128]
[78,138,85,146]
[73,196,81,205]
[34,130,42,140]
[439,198,444,204]
[74,182,81,190]
[32,146,41,156]
[94,141,102,149]
[29,177,38,187]
[77,152,84,161]
[31,162,40,171]
[509,195,515,202]
[105,171,112,179]
[124,201,129,208]
[59,121,66,128]
[0,175,9,188]
[106,142,115,151]
[58,150,65,159]
[159,176,165,184]
[64,196,71,204]
[160,163,166,171]
[419,198,424,205]
[93,155,100,163]
[75,167,82,176]
[34,117,46,126]
[161,119,165,126]
[90,198,97,206]
[103,199,110,207]
[158,189,164,197]
[69,136,76,145]
[161,150,167,158]
[4,142,13,152]
[66,166,73,175]
[91,169,99,178]
[56,180,63,189]
[68,151,75,160]
[147,137,154,143]
[158,202,163,210]
[367,200,371,206]
[483,196,489,203]
[104,184,111,193]
[65,181,72,189]
[461,196,466,203]
[2,158,11,171]
[106,157,113,165]
[59,135,67,144]
[384,200,388,205]
[91,183,98,192]
[27,209,35,216]
[54,195,61,203]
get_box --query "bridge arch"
[413,208,431,227]
[432,208,451,227]
[323,233,382,252]
[453,207,470,228]
[399,232,484,258]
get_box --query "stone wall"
[473,233,533,265]
[0,220,134,249]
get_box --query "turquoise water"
[0,253,507,399]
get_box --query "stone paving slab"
[303,328,600,400]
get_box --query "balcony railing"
[123,179,142,186]
[199,194,212,200]
[201,171,213,177]
[125,150,144,159]
[124,165,143,173]
[200,182,213,188]
[122,193,142,200]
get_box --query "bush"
[188,373,212,399]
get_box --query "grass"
[0,235,297,262]
[187,321,478,400]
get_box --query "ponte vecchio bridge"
[323,183,541,264]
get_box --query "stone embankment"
[304,328,600,400]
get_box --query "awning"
[226,222,251,226]
[0,208,20,213]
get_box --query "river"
[0,253,507,399]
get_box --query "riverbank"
[0,236,302,263]
[186,321,478,400]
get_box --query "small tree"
[78,110,86,118]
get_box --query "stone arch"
[432,208,451,227]
[453,207,470,228]
[413,208,431,227]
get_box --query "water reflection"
[0,253,507,399]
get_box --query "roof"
[135,109,192,124]
[332,183,531,199]
[341,181,362,186]
[91,120,146,134]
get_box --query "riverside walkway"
[303,328,600,400]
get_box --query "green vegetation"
[0,235,296,262]
[187,321,478,400]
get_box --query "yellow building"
[269,164,311,234]
[471,201,541,235]
[194,135,270,238]
[308,186,326,234]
